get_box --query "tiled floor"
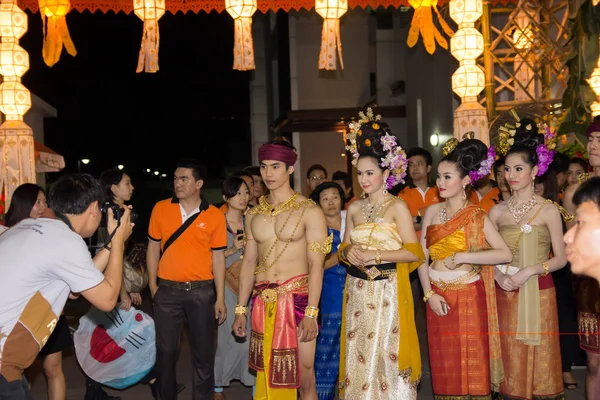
[28,298,587,399]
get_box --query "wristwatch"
[415,215,422,224]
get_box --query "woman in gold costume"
[489,119,567,399]
[337,110,425,400]
[418,137,511,399]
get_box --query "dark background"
[20,10,256,238]
[21,10,253,181]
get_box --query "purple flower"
[468,146,496,183]
[535,145,554,176]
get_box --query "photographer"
[0,174,132,400]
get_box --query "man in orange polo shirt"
[398,147,440,238]
[147,159,227,400]
[468,175,500,214]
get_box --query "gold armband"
[309,233,333,255]
[234,304,248,316]
[304,306,319,319]
[423,290,435,303]
[541,262,549,277]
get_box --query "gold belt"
[253,276,309,304]
[430,269,479,291]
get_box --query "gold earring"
[531,180,535,192]
[383,188,388,196]
[361,191,366,199]
[461,186,467,201]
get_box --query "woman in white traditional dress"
[337,111,425,400]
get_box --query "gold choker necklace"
[439,200,468,224]
[251,192,301,217]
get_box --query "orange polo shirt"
[344,196,357,210]
[148,197,227,282]
[469,187,501,214]
[220,203,229,213]
[398,186,441,238]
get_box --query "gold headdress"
[442,132,475,156]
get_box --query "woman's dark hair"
[506,118,544,168]
[222,177,249,200]
[570,157,589,172]
[310,182,346,210]
[440,139,488,178]
[535,170,559,203]
[356,121,390,170]
[99,169,126,203]
[5,183,45,227]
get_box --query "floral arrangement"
[346,108,408,189]
[468,146,497,183]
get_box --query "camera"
[101,201,138,224]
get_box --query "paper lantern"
[406,0,454,55]
[449,0,482,25]
[513,25,534,50]
[315,0,347,70]
[133,0,165,73]
[0,42,29,77]
[452,63,485,99]
[0,2,27,40]
[588,38,600,117]
[450,26,484,62]
[225,0,257,71]
[0,80,32,120]
[38,0,76,67]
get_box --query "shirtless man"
[563,119,600,399]
[232,140,329,400]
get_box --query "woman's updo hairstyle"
[355,121,390,170]
[506,118,544,168]
[441,139,488,179]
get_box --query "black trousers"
[553,264,583,371]
[0,375,32,400]
[154,284,216,400]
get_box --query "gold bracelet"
[234,304,248,316]
[375,250,381,265]
[304,306,319,319]
[541,262,549,277]
[423,290,435,303]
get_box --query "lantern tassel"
[318,18,344,71]
[41,15,77,67]
[136,19,160,73]
[406,0,453,55]
[232,17,255,71]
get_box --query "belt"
[347,262,396,281]
[252,276,309,304]
[430,269,479,291]
[158,278,213,291]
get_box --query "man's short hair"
[244,166,261,177]
[549,152,570,174]
[573,177,600,210]
[406,147,433,166]
[177,158,207,181]
[48,173,105,215]
[233,170,253,181]
[306,164,328,179]
[332,170,352,189]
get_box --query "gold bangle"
[375,250,381,265]
[234,304,248,316]
[541,262,549,277]
[304,306,319,319]
[423,290,435,303]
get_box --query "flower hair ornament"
[345,108,408,189]
[496,109,556,176]
[442,132,497,183]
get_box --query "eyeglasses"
[309,176,327,181]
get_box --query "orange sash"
[425,204,504,391]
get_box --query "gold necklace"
[439,200,468,224]
[361,196,393,223]
[254,201,311,275]
[507,195,537,224]
[248,192,301,218]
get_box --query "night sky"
[20,9,252,181]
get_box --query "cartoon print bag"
[74,306,156,389]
